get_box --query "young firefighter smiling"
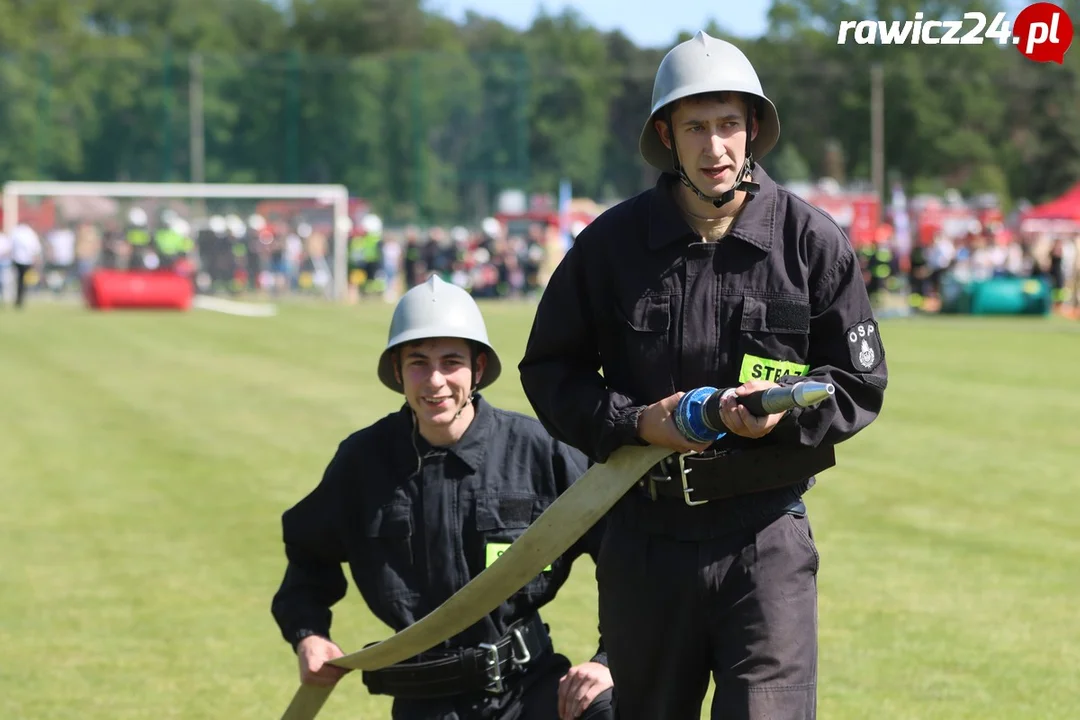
[273,275,615,720]
[519,31,888,720]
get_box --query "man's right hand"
[636,392,715,455]
[297,635,349,687]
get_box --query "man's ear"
[473,349,487,387]
[392,350,402,385]
[749,95,761,142]
[654,119,673,150]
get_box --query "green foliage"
[1,0,1078,221]
[772,143,812,184]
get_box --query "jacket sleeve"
[775,242,888,448]
[519,239,646,463]
[270,442,351,652]
[549,437,609,667]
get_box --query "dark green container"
[940,275,1051,315]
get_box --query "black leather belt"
[361,613,550,699]
[642,443,836,505]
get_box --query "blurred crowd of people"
[354,218,550,303]
[3,197,1078,319]
[857,226,1080,316]
[0,203,558,307]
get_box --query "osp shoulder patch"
[846,319,883,372]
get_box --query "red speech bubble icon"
[1013,2,1073,64]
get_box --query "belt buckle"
[677,451,709,507]
[477,643,503,694]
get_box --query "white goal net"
[1,181,355,303]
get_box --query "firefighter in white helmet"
[520,31,888,720]
[348,213,385,299]
[272,276,615,719]
[362,213,383,235]
[125,206,151,270]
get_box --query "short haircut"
[669,91,756,118]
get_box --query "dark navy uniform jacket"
[518,167,888,538]
[271,395,607,663]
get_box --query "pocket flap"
[618,294,671,332]
[740,296,810,334]
[476,493,535,530]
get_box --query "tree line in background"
[2,0,1080,223]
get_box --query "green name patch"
[486,542,551,572]
[739,354,810,383]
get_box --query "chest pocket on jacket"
[359,502,417,602]
[738,295,812,383]
[614,293,675,396]
[473,493,549,595]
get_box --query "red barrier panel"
[84,270,193,311]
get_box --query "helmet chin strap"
[666,102,762,211]
[452,390,473,421]
[451,344,481,421]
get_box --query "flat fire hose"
[279,444,672,720]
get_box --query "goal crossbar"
[2,181,351,301]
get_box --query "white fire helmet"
[481,217,501,238]
[362,213,383,235]
[225,214,246,238]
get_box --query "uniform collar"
[647,165,778,252]
[395,393,492,473]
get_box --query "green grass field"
[1,301,1078,719]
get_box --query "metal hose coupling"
[674,381,835,444]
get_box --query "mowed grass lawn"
[1,300,1078,720]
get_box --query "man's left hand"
[558,661,613,719]
[719,380,786,439]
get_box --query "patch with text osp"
[846,320,883,372]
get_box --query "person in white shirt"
[11,223,42,308]
[0,231,11,304]
[46,226,77,292]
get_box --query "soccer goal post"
[2,181,353,302]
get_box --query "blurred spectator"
[381,233,402,301]
[11,222,42,309]
[0,229,10,303]
[1048,239,1066,307]
[76,223,102,279]
[45,225,76,293]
